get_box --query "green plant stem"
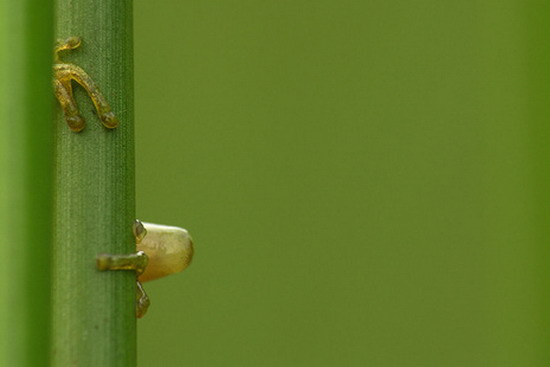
[52,1,136,366]
[0,0,54,366]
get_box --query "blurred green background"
[134,1,550,366]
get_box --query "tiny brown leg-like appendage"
[53,37,119,132]
[96,221,151,318]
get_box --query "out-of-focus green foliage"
[0,0,53,366]
[135,1,550,366]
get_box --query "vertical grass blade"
[0,0,54,366]
[52,0,136,365]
